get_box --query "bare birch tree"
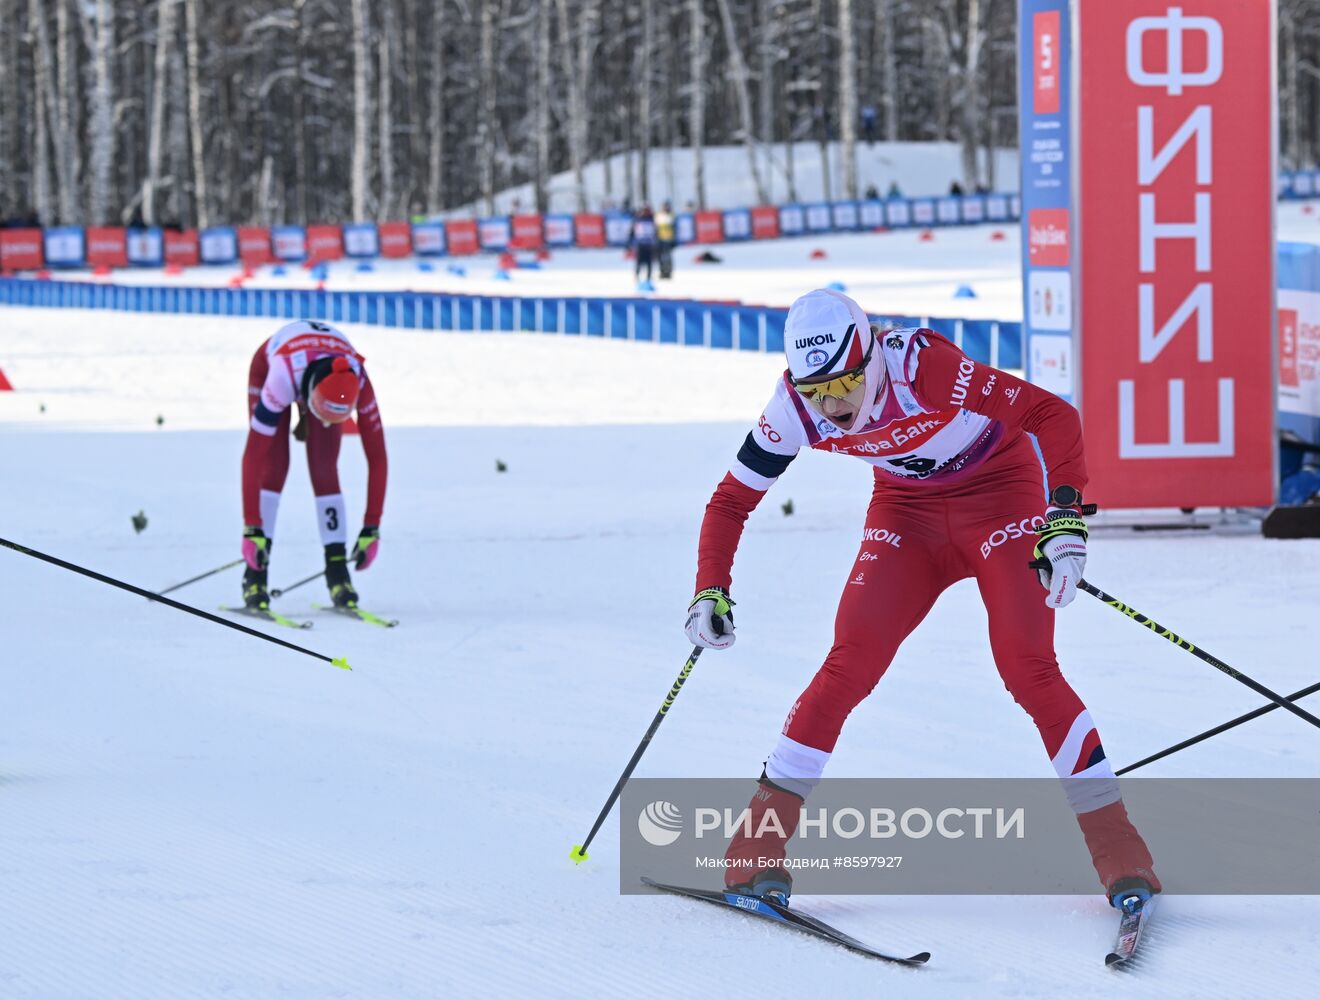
[879,0,899,142]
[379,0,396,219]
[350,0,372,219]
[637,0,653,206]
[689,0,706,210]
[30,0,76,222]
[183,0,209,227]
[555,0,590,211]
[837,0,857,199]
[29,0,54,224]
[533,0,552,213]
[86,0,116,224]
[144,0,177,225]
[714,0,769,203]
[0,0,12,216]
[56,0,81,217]
[427,2,447,212]
[477,0,497,214]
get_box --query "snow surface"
[2,225,1320,998]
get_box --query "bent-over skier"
[240,319,387,611]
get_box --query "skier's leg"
[306,420,355,605]
[725,495,954,892]
[965,475,1160,897]
[245,344,284,603]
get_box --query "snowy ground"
[2,247,1319,998]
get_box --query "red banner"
[378,222,412,257]
[510,214,544,250]
[694,211,724,244]
[446,218,479,255]
[164,230,200,266]
[238,227,272,266]
[306,224,344,262]
[1027,208,1070,266]
[1034,10,1062,115]
[1078,1,1274,507]
[751,206,780,240]
[574,213,605,248]
[85,227,128,268]
[0,228,44,271]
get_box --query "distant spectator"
[886,181,902,199]
[864,184,880,200]
[629,206,658,283]
[975,182,990,195]
[126,205,146,230]
[861,104,878,145]
[654,201,676,280]
[949,180,965,196]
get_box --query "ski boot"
[242,565,270,610]
[1076,799,1162,903]
[728,868,793,906]
[1108,876,1155,914]
[724,772,804,906]
[324,542,359,609]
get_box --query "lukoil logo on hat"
[638,800,683,846]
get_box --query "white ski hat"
[783,289,882,433]
[784,288,873,380]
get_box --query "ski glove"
[354,525,380,571]
[686,587,736,650]
[242,525,270,571]
[1032,509,1088,609]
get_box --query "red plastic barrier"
[751,206,780,240]
[164,230,200,267]
[574,213,605,248]
[238,227,273,266]
[0,228,44,270]
[85,227,128,268]
[378,221,412,258]
[306,224,344,262]
[694,211,724,244]
[447,218,479,255]
[510,214,544,250]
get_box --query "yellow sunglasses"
[790,335,874,399]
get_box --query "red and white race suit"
[240,320,387,544]
[700,328,1158,893]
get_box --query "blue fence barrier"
[0,277,1024,369]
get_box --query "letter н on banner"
[1077,1,1276,506]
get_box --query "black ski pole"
[1079,579,1320,732]
[1118,678,1320,774]
[1,536,350,670]
[156,557,245,596]
[272,570,325,599]
[571,646,703,863]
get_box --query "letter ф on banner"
[1077,2,1276,507]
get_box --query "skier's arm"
[913,333,1088,492]
[695,393,803,592]
[356,376,388,527]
